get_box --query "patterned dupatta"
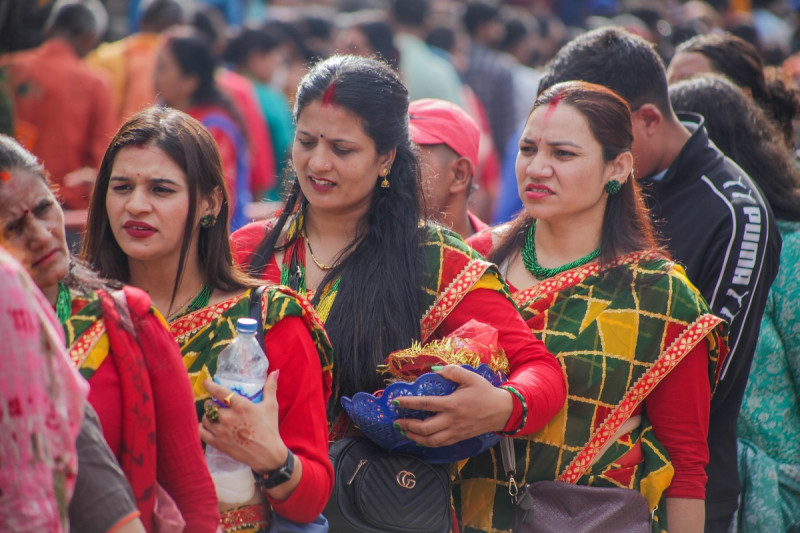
[517,251,725,498]
[417,226,511,342]
[453,251,727,533]
[64,292,110,380]
[318,224,510,439]
[63,287,162,532]
[0,251,87,532]
[169,286,333,420]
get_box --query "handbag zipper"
[346,459,368,486]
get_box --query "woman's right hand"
[199,372,287,471]
[199,372,303,502]
[394,364,515,447]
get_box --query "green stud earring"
[604,179,622,195]
[200,214,217,228]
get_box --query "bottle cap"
[236,318,259,334]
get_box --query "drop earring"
[380,167,390,188]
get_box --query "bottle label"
[213,376,264,405]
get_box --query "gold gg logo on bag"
[396,470,416,489]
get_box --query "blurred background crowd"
[3,0,800,240]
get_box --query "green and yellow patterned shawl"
[282,223,512,336]
[62,291,111,380]
[417,225,512,341]
[168,286,333,421]
[454,251,727,533]
[316,225,513,439]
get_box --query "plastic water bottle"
[205,317,269,504]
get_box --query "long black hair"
[492,81,660,269]
[670,74,800,222]
[247,55,423,416]
[81,107,255,307]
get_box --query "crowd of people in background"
[2,0,800,532]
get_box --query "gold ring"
[205,403,220,423]
[223,392,235,407]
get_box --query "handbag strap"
[249,285,267,350]
[500,435,519,500]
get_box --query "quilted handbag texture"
[324,437,452,533]
[514,480,652,533]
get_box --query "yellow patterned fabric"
[169,286,333,420]
[453,251,727,533]
[63,290,110,379]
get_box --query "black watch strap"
[253,449,295,489]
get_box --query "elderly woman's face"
[0,169,69,299]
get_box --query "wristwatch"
[253,449,295,489]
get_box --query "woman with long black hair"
[231,54,566,445]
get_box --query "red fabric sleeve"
[644,340,711,499]
[262,317,333,522]
[436,288,566,435]
[135,307,220,532]
[465,230,494,258]
[231,220,270,268]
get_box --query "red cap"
[409,98,480,167]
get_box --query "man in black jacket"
[538,27,781,532]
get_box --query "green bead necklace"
[167,284,213,322]
[521,220,601,280]
[55,282,72,324]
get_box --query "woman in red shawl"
[0,134,219,532]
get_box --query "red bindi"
[0,171,10,182]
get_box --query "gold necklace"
[166,285,205,321]
[303,230,338,271]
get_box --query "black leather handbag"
[324,437,452,533]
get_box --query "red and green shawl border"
[170,285,334,392]
[419,225,511,340]
[420,259,492,341]
[63,293,109,378]
[510,250,727,482]
[511,250,666,309]
[559,313,724,483]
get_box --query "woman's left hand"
[393,365,514,447]
[199,371,288,473]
